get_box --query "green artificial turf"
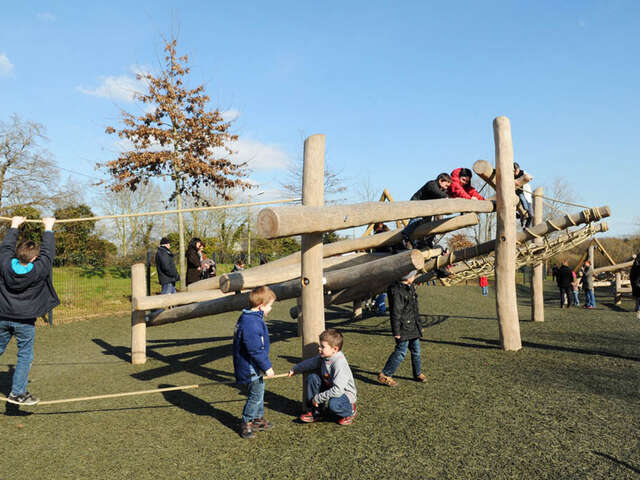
[1,282,638,479]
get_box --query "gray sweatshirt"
[293,351,357,404]
[582,265,594,290]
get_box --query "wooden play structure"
[129,116,612,365]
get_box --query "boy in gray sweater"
[288,329,358,425]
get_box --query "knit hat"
[160,237,171,245]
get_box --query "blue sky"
[1,1,638,236]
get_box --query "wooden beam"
[131,263,147,364]
[493,116,521,351]
[531,187,544,322]
[257,198,495,238]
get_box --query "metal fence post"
[146,250,152,297]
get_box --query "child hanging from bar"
[288,329,358,425]
[232,286,276,439]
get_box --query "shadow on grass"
[159,384,239,433]
[0,367,15,393]
[599,302,628,313]
[462,337,640,362]
[592,451,640,474]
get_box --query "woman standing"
[186,237,204,286]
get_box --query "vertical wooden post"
[615,272,622,305]
[531,187,544,322]
[300,134,326,403]
[131,263,147,364]
[493,116,522,351]
[588,244,595,269]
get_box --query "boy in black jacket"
[0,216,59,405]
[378,270,427,387]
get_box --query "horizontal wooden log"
[474,159,526,214]
[148,249,424,325]
[257,199,495,238]
[594,260,634,275]
[219,252,386,293]
[186,275,220,292]
[133,288,231,311]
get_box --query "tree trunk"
[531,187,544,322]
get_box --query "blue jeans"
[0,320,36,396]
[518,193,534,227]
[240,376,265,423]
[306,372,353,418]
[375,293,387,313]
[635,296,640,312]
[382,338,422,378]
[573,290,580,306]
[481,286,488,296]
[585,289,596,308]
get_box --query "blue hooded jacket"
[232,309,271,384]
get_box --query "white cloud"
[222,109,240,122]
[0,53,14,77]
[230,138,291,170]
[78,65,151,102]
[37,12,56,22]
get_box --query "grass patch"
[1,281,639,479]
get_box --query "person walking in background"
[155,237,179,295]
[581,260,596,309]
[630,254,640,319]
[0,216,59,407]
[186,237,204,286]
[557,260,574,308]
[479,276,489,296]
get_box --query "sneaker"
[7,392,39,406]
[239,422,255,439]
[378,372,398,387]
[250,417,273,431]
[299,410,321,423]
[338,403,358,425]
[414,373,428,383]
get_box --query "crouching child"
[288,329,358,425]
[232,286,276,439]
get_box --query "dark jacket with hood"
[0,228,60,324]
[556,265,574,289]
[155,245,179,286]
[387,280,422,341]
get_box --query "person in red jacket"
[479,276,489,296]
[448,168,485,200]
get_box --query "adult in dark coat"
[402,172,452,250]
[629,254,640,317]
[185,237,203,286]
[0,216,59,406]
[556,260,574,308]
[378,270,426,386]
[155,237,179,294]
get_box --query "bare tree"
[0,114,66,213]
[280,155,347,205]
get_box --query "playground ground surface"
[1,281,638,479]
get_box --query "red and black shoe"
[299,410,320,423]
[250,417,273,431]
[338,403,358,425]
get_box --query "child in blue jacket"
[232,286,276,439]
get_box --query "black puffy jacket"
[630,257,640,297]
[387,281,422,341]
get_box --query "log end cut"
[257,208,279,238]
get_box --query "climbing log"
[421,207,610,275]
[219,252,385,293]
[531,187,544,322]
[148,249,424,326]
[493,116,521,351]
[257,199,494,238]
[594,260,634,275]
[133,288,231,311]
